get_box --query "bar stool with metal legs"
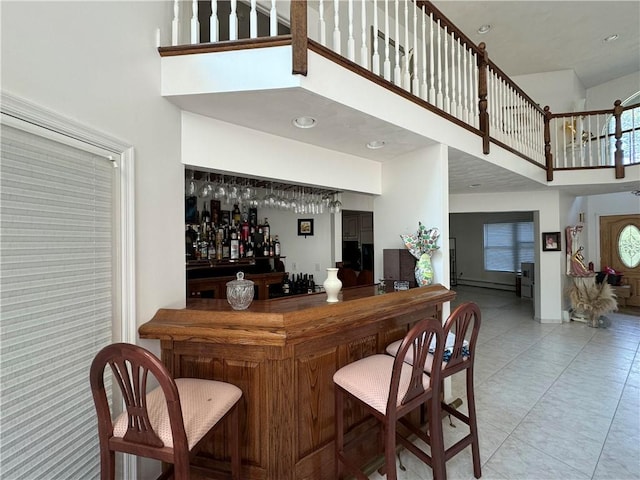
[333,317,447,480]
[386,301,482,478]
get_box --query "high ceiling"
[433,1,640,90]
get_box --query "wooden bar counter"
[139,284,455,480]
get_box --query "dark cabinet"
[383,249,416,288]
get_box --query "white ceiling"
[181,1,639,197]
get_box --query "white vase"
[323,268,342,303]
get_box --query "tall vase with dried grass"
[568,276,617,328]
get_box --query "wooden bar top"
[139,284,456,346]
[139,283,455,480]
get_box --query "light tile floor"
[368,286,640,480]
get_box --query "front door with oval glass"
[600,214,640,307]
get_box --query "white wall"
[2,1,184,331]
[513,69,586,113]
[374,144,450,290]
[587,71,640,109]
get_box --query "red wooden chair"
[334,317,447,480]
[90,343,242,479]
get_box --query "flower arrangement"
[401,222,440,286]
[401,222,440,260]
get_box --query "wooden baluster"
[436,19,443,108]
[372,0,380,74]
[191,0,200,44]
[172,0,180,45]
[614,99,624,178]
[462,45,468,123]
[347,0,355,61]
[394,0,401,86]
[291,0,308,75]
[587,115,595,167]
[457,38,463,119]
[270,0,277,36]
[473,51,479,127]
[361,0,368,68]
[383,0,390,81]
[210,0,219,42]
[421,6,428,101]
[477,42,489,154]
[429,12,436,104]
[318,0,326,45]
[411,0,418,94]
[229,0,238,40]
[596,114,603,165]
[450,31,456,115]
[443,26,449,113]
[402,0,410,90]
[498,77,505,142]
[544,106,553,181]
[250,0,257,38]
[333,0,341,55]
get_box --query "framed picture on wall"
[542,232,561,251]
[298,219,314,237]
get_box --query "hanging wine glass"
[199,173,213,199]
[214,174,227,200]
[263,183,277,209]
[185,169,197,196]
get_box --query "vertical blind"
[484,221,535,273]
[1,124,115,479]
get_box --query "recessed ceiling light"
[469,183,481,188]
[477,24,491,35]
[603,34,619,43]
[292,116,317,129]
[366,140,386,149]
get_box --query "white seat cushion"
[113,378,242,449]
[386,332,469,373]
[333,354,430,414]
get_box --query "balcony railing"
[160,0,638,181]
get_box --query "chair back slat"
[443,302,481,374]
[389,318,444,412]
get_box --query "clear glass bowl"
[226,272,254,310]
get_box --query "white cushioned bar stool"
[90,343,242,480]
[333,317,447,480]
[386,301,482,478]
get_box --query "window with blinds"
[1,123,117,479]
[484,221,535,273]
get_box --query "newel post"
[291,0,308,76]
[613,99,624,179]
[477,42,490,154]
[544,106,554,181]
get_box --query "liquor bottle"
[263,240,269,257]
[246,241,254,258]
[222,231,230,259]
[216,229,223,260]
[282,274,290,295]
[249,207,258,227]
[263,218,270,242]
[269,236,274,257]
[232,204,241,225]
[230,227,239,259]
[274,235,281,256]
[241,216,250,242]
[308,274,315,294]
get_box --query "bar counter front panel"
[139,284,456,480]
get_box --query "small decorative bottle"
[323,268,342,303]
